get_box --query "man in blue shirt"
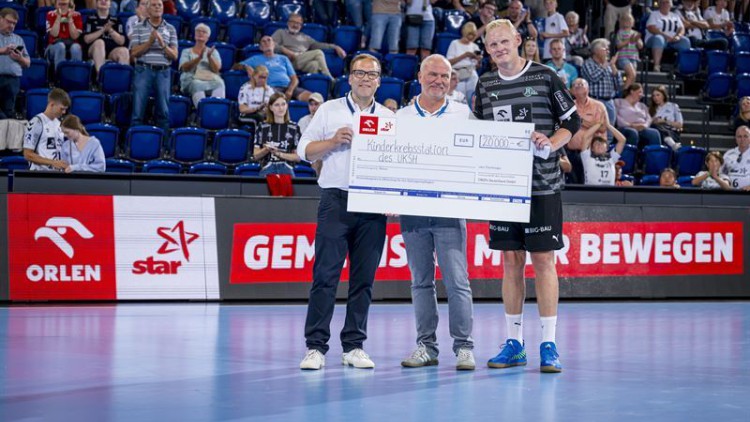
[0,7,30,120]
[241,35,312,102]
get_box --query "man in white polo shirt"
[297,54,395,370]
[396,54,476,371]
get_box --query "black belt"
[322,188,348,198]
[137,63,169,70]
[592,96,615,101]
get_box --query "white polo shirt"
[396,95,471,120]
[298,93,395,190]
[722,147,750,190]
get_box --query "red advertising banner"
[8,194,117,300]
[229,221,744,283]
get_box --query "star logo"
[156,221,199,261]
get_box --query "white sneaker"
[401,342,439,367]
[300,349,325,370]
[342,348,375,369]
[456,348,476,371]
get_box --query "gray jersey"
[23,113,64,171]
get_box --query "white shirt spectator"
[721,148,750,189]
[645,10,685,43]
[581,149,620,185]
[679,7,707,39]
[397,95,471,119]
[446,90,467,104]
[237,82,274,113]
[694,170,730,189]
[297,113,312,134]
[703,6,731,27]
[542,12,568,60]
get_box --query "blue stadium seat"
[642,145,673,176]
[222,69,250,101]
[126,125,165,162]
[142,159,181,173]
[0,156,28,172]
[620,174,635,184]
[241,43,263,60]
[21,58,48,91]
[674,48,702,79]
[189,161,229,174]
[639,174,660,186]
[706,29,728,43]
[263,21,287,36]
[214,129,251,165]
[332,26,362,55]
[352,49,382,64]
[705,49,730,75]
[105,158,135,173]
[675,146,706,177]
[299,73,331,100]
[406,79,421,102]
[35,7,53,32]
[17,30,37,58]
[98,63,134,95]
[701,72,733,102]
[432,7,446,30]
[275,1,308,22]
[176,0,203,20]
[86,123,120,158]
[293,163,316,178]
[69,91,105,125]
[78,9,96,28]
[288,100,309,122]
[243,1,272,27]
[197,97,233,130]
[385,54,418,82]
[163,13,184,37]
[25,88,50,120]
[56,60,93,92]
[210,42,237,73]
[209,0,240,24]
[434,32,460,57]
[109,92,132,127]
[323,49,344,78]
[117,11,134,30]
[677,175,695,187]
[169,95,192,129]
[619,143,638,175]
[301,23,328,43]
[234,161,261,176]
[376,76,404,105]
[736,73,750,99]
[332,76,350,98]
[733,33,750,53]
[226,20,257,49]
[169,127,209,164]
[443,10,469,34]
[190,17,221,44]
[736,51,750,74]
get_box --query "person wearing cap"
[297,92,324,134]
[580,130,626,186]
[614,160,633,187]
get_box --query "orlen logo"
[359,116,378,135]
[132,221,199,275]
[27,217,101,282]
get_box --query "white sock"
[540,316,557,344]
[505,313,523,344]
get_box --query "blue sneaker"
[487,339,527,368]
[540,342,562,373]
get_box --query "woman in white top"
[649,85,683,151]
[179,23,226,107]
[446,22,482,105]
[692,151,732,189]
[238,64,275,124]
[645,0,690,72]
[60,114,106,173]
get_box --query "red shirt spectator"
[46,3,83,45]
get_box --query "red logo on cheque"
[359,116,378,135]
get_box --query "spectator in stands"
[346,0,372,47]
[369,0,403,55]
[241,36,312,102]
[521,37,540,62]
[84,0,129,75]
[564,11,588,67]
[404,0,435,60]
[46,0,83,70]
[59,114,105,172]
[113,0,137,14]
[733,96,750,130]
[704,0,735,37]
[161,0,176,15]
[649,84,683,151]
[446,69,467,104]
[447,22,481,102]
[692,151,731,189]
[238,64,274,124]
[253,92,301,177]
[23,88,70,171]
[179,23,225,107]
[603,0,633,40]
[721,125,750,190]
[126,0,148,37]
[0,7,30,120]
[522,0,545,19]
[736,0,750,22]
[129,0,178,132]
[615,83,662,148]
[659,167,680,188]
[504,0,538,41]
[645,0,691,72]
[582,38,620,128]
[383,98,399,113]
[471,0,498,53]
[538,0,568,61]
[313,0,338,27]
[297,92,324,133]
[272,13,346,79]
[680,0,729,51]
[614,160,633,186]
[580,134,627,186]
[545,39,577,88]
[614,13,641,91]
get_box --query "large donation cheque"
[348,114,536,222]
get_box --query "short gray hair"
[195,23,211,37]
[420,54,452,73]
[590,38,610,52]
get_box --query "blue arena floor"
[1,301,748,422]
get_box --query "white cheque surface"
[347,115,535,222]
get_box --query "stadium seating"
[105,158,135,173]
[20,58,47,91]
[234,162,262,176]
[197,98,233,130]
[675,146,707,177]
[126,125,165,162]
[169,95,193,129]
[189,161,229,174]
[642,145,673,176]
[213,129,252,165]
[57,61,93,92]
[288,100,309,122]
[226,20,257,49]
[169,127,209,164]
[99,63,134,96]
[86,123,120,158]
[376,76,405,104]
[299,73,331,100]
[69,91,105,125]
[143,159,181,173]
[222,70,250,102]
[385,54,418,82]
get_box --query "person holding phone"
[0,7,30,120]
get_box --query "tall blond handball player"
[474,19,581,373]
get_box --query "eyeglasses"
[351,70,381,80]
